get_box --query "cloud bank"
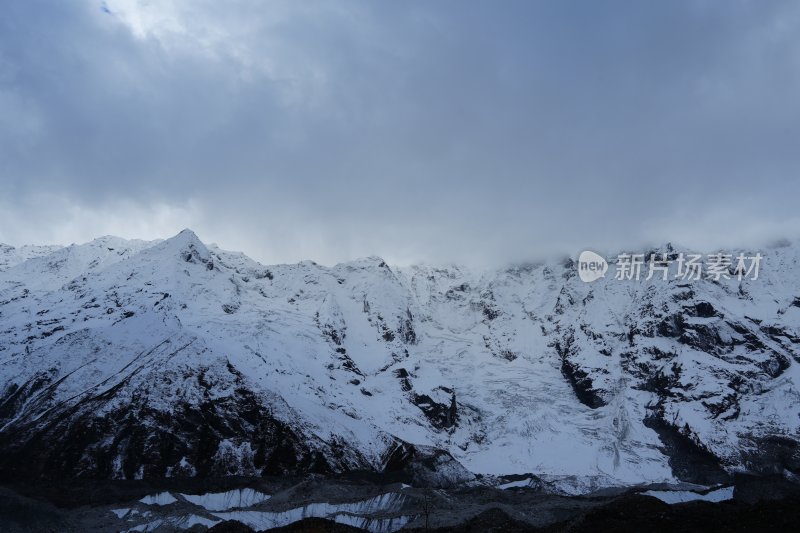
[1,0,799,265]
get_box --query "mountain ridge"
[0,230,797,493]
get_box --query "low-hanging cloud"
[1,0,799,266]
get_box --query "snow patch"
[111,508,130,518]
[212,492,407,532]
[180,488,270,511]
[139,492,177,506]
[643,486,734,504]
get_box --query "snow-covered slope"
[0,243,63,271]
[0,230,797,491]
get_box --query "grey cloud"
[1,0,799,265]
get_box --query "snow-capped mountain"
[0,230,797,492]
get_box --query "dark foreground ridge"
[1,473,799,532]
[210,495,800,533]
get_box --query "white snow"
[139,492,177,506]
[173,514,221,528]
[123,519,163,532]
[180,488,270,511]
[1,230,798,491]
[212,492,407,532]
[499,478,532,490]
[643,485,734,504]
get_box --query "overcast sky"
[1,0,799,266]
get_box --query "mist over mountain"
[3,1,800,265]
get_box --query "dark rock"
[0,365,358,481]
[558,355,606,409]
[382,442,416,473]
[643,416,729,485]
[482,305,500,321]
[733,472,800,503]
[407,507,533,532]
[678,323,723,354]
[398,309,417,344]
[694,302,717,318]
[757,352,790,379]
[209,520,257,532]
[739,435,800,475]
[656,314,685,338]
[556,493,800,533]
[411,392,458,429]
[262,517,366,532]
[394,368,413,392]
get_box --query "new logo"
[578,250,608,283]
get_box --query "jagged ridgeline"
[0,230,798,490]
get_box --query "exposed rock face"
[0,230,798,489]
[0,358,341,480]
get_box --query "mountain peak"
[162,228,203,247]
[175,228,201,241]
[145,229,212,267]
[337,256,390,271]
